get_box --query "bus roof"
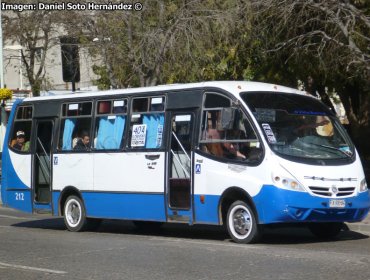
[23,81,306,102]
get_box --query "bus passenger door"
[167,112,195,223]
[32,119,54,213]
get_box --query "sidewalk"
[345,213,370,234]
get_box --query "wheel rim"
[229,205,252,239]
[65,199,81,227]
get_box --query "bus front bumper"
[254,185,370,224]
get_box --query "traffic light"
[60,37,80,83]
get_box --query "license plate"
[329,199,345,208]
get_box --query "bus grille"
[308,186,356,197]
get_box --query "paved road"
[0,206,370,280]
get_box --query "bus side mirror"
[221,108,237,130]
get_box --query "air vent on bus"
[308,186,356,197]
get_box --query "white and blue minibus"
[1,81,369,243]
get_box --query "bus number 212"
[15,192,24,201]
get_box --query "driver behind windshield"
[294,115,332,138]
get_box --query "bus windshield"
[241,92,355,164]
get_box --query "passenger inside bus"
[73,131,90,151]
[222,130,247,160]
[292,115,333,139]
[12,130,30,152]
[204,128,224,157]
[200,93,263,162]
[205,129,247,160]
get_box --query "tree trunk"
[316,84,336,113]
[31,80,41,97]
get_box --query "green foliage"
[92,65,111,90]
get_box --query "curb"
[345,213,370,234]
[345,222,370,234]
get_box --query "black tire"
[308,222,344,239]
[63,195,88,232]
[226,200,260,244]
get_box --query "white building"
[3,40,98,94]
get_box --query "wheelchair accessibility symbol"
[195,164,201,174]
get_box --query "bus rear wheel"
[308,222,344,239]
[63,195,87,232]
[226,200,260,244]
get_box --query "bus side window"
[59,102,92,151]
[129,96,165,149]
[200,93,262,163]
[9,106,33,153]
[142,113,164,148]
[94,99,127,150]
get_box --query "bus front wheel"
[63,195,87,232]
[226,200,260,244]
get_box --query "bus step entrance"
[33,209,52,214]
[168,213,191,223]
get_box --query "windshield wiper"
[306,142,352,158]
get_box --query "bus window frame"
[196,91,264,166]
[93,97,128,151]
[8,104,34,154]
[127,95,167,151]
[57,100,94,153]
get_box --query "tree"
[2,0,82,96]
[250,0,370,156]
[83,0,245,88]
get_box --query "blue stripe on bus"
[254,185,370,224]
[52,185,370,225]
[82,192,167,221]
[52,192,60,215]
[53,191,221,224]
[193,195,220,224]
[3,189,32,213]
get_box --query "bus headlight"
[360,179,368,192]
[273,175,306,192]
